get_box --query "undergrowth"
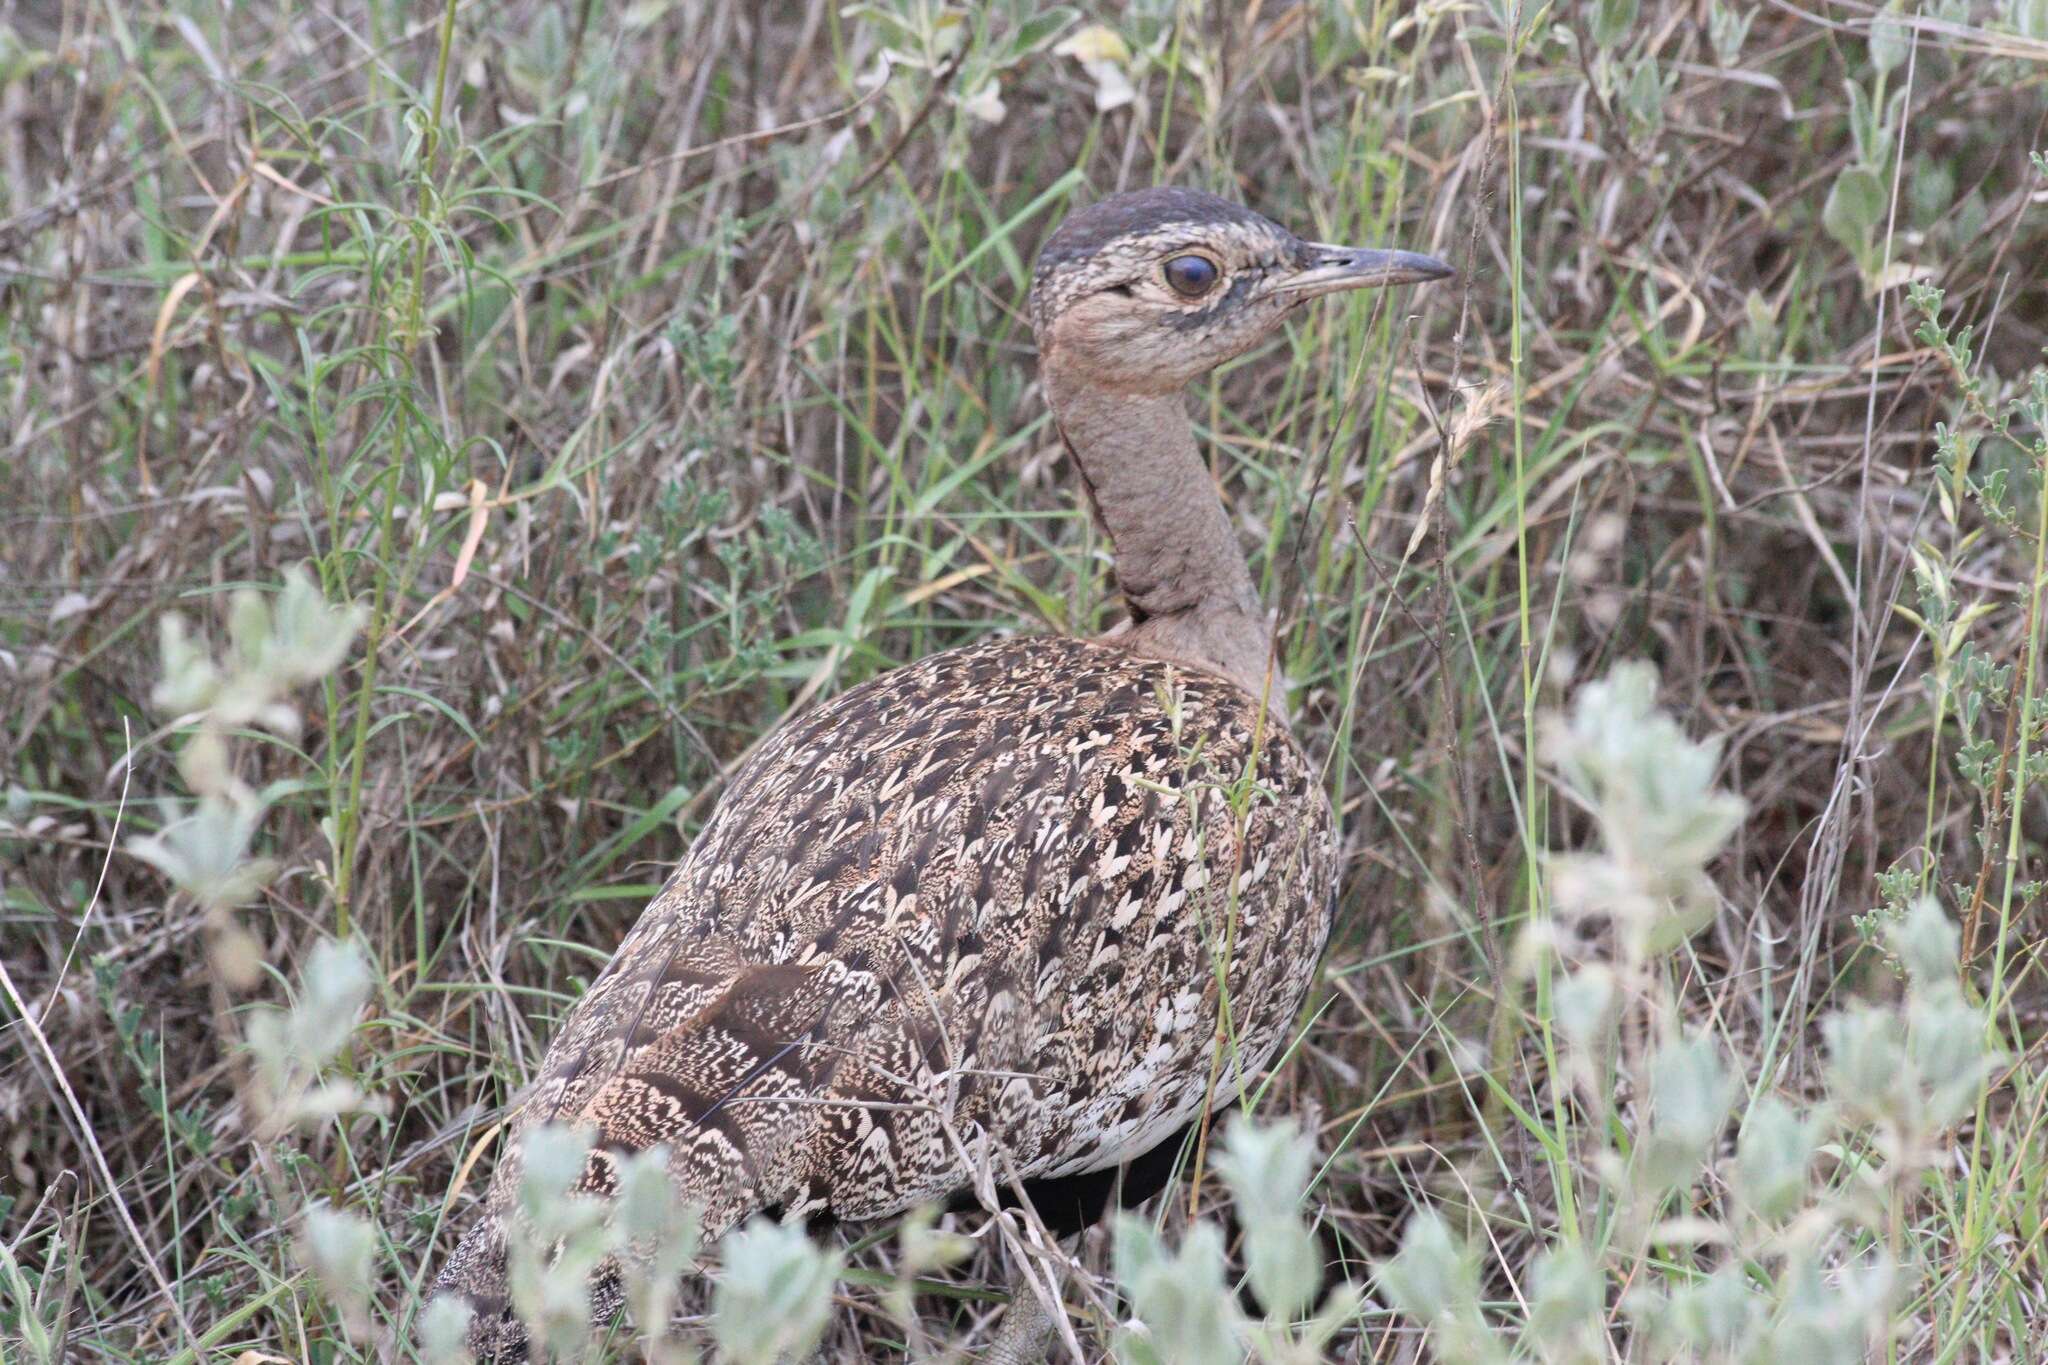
[3,0,2046,1359]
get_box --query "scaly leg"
[981,1267,1058,1365]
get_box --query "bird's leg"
[981,1257,1058,1365]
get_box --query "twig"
[39,717,131,1025]
[847,53,965,200]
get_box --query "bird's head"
[1030,186,1452,395]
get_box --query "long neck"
[1044,358,1277,702]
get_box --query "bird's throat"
[1044,359,1278,705]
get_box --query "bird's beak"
[1268,243,1455,301]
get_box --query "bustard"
[432,186,1451,1360]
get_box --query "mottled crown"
[1029,187,1310,337]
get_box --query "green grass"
[2,0,2047,1359]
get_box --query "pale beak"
[1268,242,1455,301]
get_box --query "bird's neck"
[1044,360,1278,705]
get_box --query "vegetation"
[3,0,2045,1358]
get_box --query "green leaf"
[1823,166,1886,258]
[1869,1,1908,75]
[126,793,277,909]
[151,614,221,714]
[1527,1244,1603,1348]
[1553,964,1615,1051]
[298,1204,377,1339]
[1908,996,1996,1126]
[1661,1264,1759,1352]
[294,937,376,1063]
[269,563,367,686]
[1641,1034,1736,1189]
[518,1122,602,1240]
[1010,6,1078,57]
[1733,1096,1817,1221]
[1822,1006,1908,1123]
[1887,895,1960,990]
[1376,1210,1475,1328]
[417,1295,476,1365]
[1112,1217,1237,1365]
[1214,1116,1313,1213]
[712,1219,841,1365]
[1591,0,1639,48]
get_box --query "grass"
[2,0,2047,1359]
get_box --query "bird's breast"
[520,632,1337,1222]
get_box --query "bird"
[431,185,1452,1361]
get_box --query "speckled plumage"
[435,635,1334,1351]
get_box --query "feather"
[432,634,1335,1359]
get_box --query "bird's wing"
[452,631,1332,1265]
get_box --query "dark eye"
[1163,254,1220,298]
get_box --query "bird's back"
[436,633,1334,1340]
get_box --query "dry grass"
[3,0,2046,1358]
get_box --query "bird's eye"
[1162,254,1220,298]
